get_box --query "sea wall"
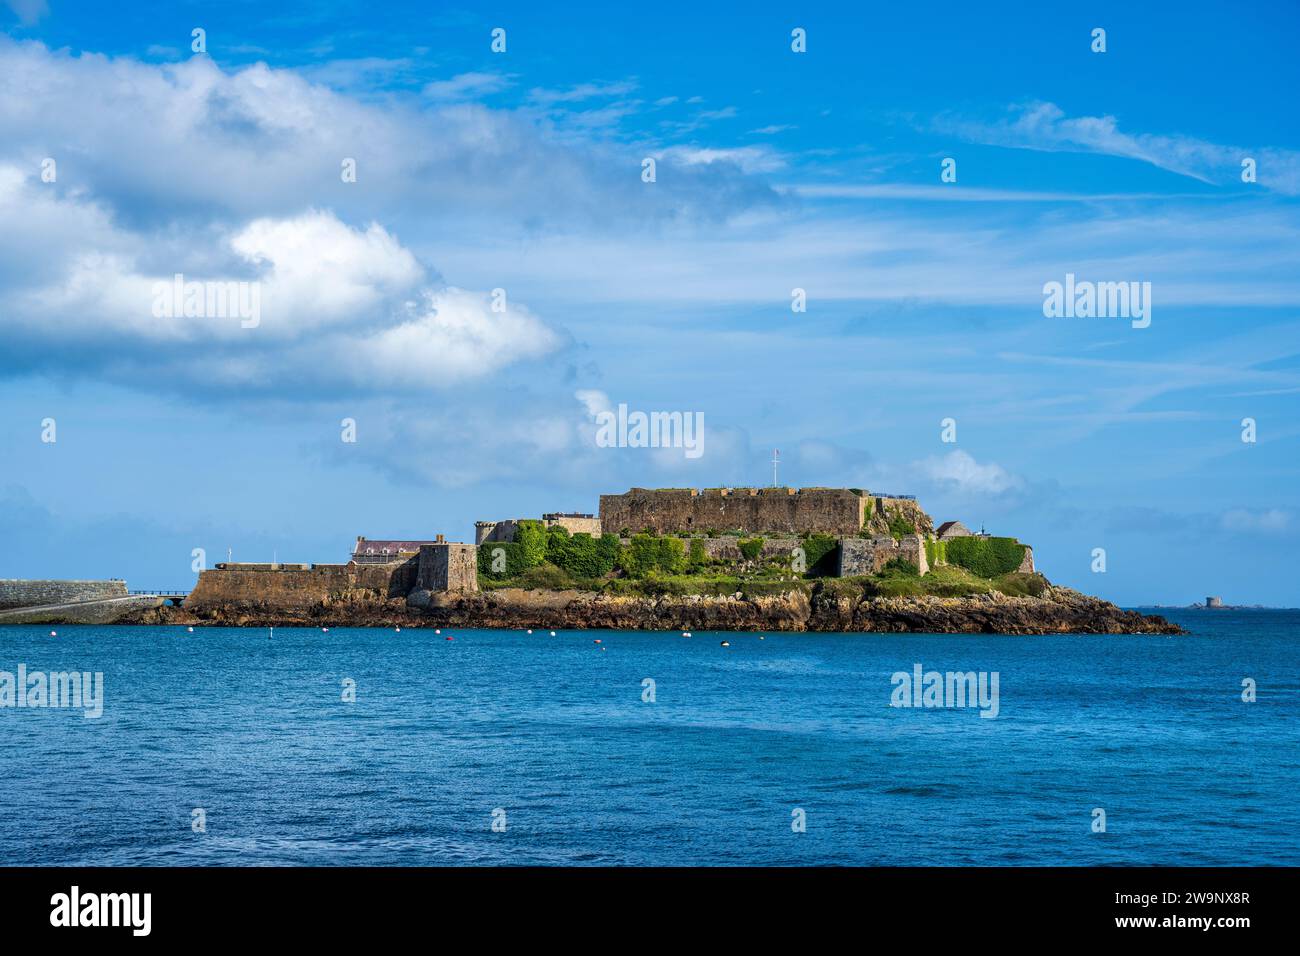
[186,562,413,612]
[0,579,128,610]
[0,595,161,624]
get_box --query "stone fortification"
[186,562,413,612]
[416,543,478,593]
[476,514,602,545]
[600,487,871,536]
[838,535,930,577]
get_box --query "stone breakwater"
[118,584,1183,634]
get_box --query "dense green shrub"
[519,563,574,590]
[944,536,1026,578]
[515,520,548,567]
[618,534,655,577]
[738,537,765,561]
[477,540,530,578]
[799,533,840,576]
[688,538,708,568]
[887,513,917,539]
[619,533,687,578]
[545,530,619,579]
[882,557,919,576]
[596,533,620,573]
[658,536,687,574]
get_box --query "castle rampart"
[599,487,871,536]
[186,562,413,611]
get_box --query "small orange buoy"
[446,636,454,641]
[593,639,602,644]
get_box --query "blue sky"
[1,0,1298,605]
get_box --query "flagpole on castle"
[771,448,780,487]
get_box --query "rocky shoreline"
[114,583,1184,634]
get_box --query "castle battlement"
[600,486,873,536]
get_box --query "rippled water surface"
[1,610,1296,865]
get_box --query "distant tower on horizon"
[1206,596,1223,608]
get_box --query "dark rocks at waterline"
[111,583,1183,634]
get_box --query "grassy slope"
[481,561,1051,601]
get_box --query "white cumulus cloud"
[919,450,1023,495]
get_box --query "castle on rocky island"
[175,486,1033,612]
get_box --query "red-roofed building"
[351,535,445,564]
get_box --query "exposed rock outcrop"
[113,582,1182,634]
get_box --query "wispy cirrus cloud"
[934,101,1300,195]
[1220,508,1292,534]
[3,0,45,25]
[659,144,786,174]
[422,71,513,101]
[528,80,638,105]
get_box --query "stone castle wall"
[0,579,128,610]
[600,488,870,536]
[547,515,603,537]
[689,536,804,562]
[416,544,478,592]
[838,535,930,577]
[476,515,603,545]
[186,562,412,612]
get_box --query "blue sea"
[1,610,1296,866]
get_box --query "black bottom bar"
[0,866,1285,941]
